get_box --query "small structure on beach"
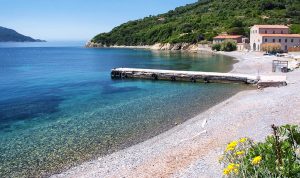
[250,25,300,52]
[213,35,250,51]
[213,35,244,44]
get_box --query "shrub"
[221,40,237,51]
[290,24,300,34]
[219,124,300,178]
[212,43,221,51]
[227,27,246,36]
[261,43,282,54]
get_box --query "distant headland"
[0,26,46,42]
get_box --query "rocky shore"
[52,51,300,178]
[85,41,209,52]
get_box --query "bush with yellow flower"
[219,124,300,177]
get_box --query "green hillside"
[0,26,45,42]
[91,0,300,46]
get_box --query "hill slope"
[91,0,300,46]
[0,26,45,42]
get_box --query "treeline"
[92,0,300,46]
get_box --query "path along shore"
[52,51,300,178]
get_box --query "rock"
[160,43,174,50]
[85,41,104,48]
[150,43,164,50]
[150,43,201,51]
[187,44,199,51]
[171,43,182,50]
[181,43,191,50]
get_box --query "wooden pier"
[111,68,287,88]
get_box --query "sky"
[0,0,197,41]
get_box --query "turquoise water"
[0,42,246,177]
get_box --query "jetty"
[111,68,287,88]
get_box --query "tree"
[261,43,282,53]
[221,40,237,51]
[212,43,221,51]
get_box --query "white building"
[250,25,300,52]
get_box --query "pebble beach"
[52,51,300,178]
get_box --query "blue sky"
[0,0,197,41]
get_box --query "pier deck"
[111,68,287,88]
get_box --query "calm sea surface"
[0,42,247,177]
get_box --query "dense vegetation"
[220,124,300,177]
[212,40,237,51]
[0,26,44,42]
[91,0,300,46]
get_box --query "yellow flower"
[226,147,234,152]
[229,141,238,147]
[223,163,240,175]
[227,163,235,170]
[235,151,245,156]
[223,168,230,175]
[234,168,239,174]
[226,141,238,151]
[252,156,262,165]
[239,138,247,143]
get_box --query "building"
[250,25,300,52]
[213,35,250,51]
[213,35,243,44]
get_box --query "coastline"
[52,50,300,178]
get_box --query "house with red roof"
[213,35,244,44]
[250,25,300,52]
[213,35,250,51]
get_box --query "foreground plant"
[219,124,300,178]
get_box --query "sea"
[0,41,247,177]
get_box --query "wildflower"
[227,163,236,170]
[252,156,262,165]
[224,163,240,175]
[228,141,238,148]
[226,147,234,151]
[226,141,238,151]
[234,168,239,174]
[223,168,230,175]
[239,138,247,143]
[235,151,245,156]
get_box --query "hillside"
[90,0,300,46]
[0,26,45,42]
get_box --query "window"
[273,31,275,34]
[281,30,283,34]
[291,39,294,43]
[285,39,288,43]
[265,30,267,34]
[279,39,281,43]
[273,39,275,43]
[265,38,268,42]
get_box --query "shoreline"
[52,50,300,178]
